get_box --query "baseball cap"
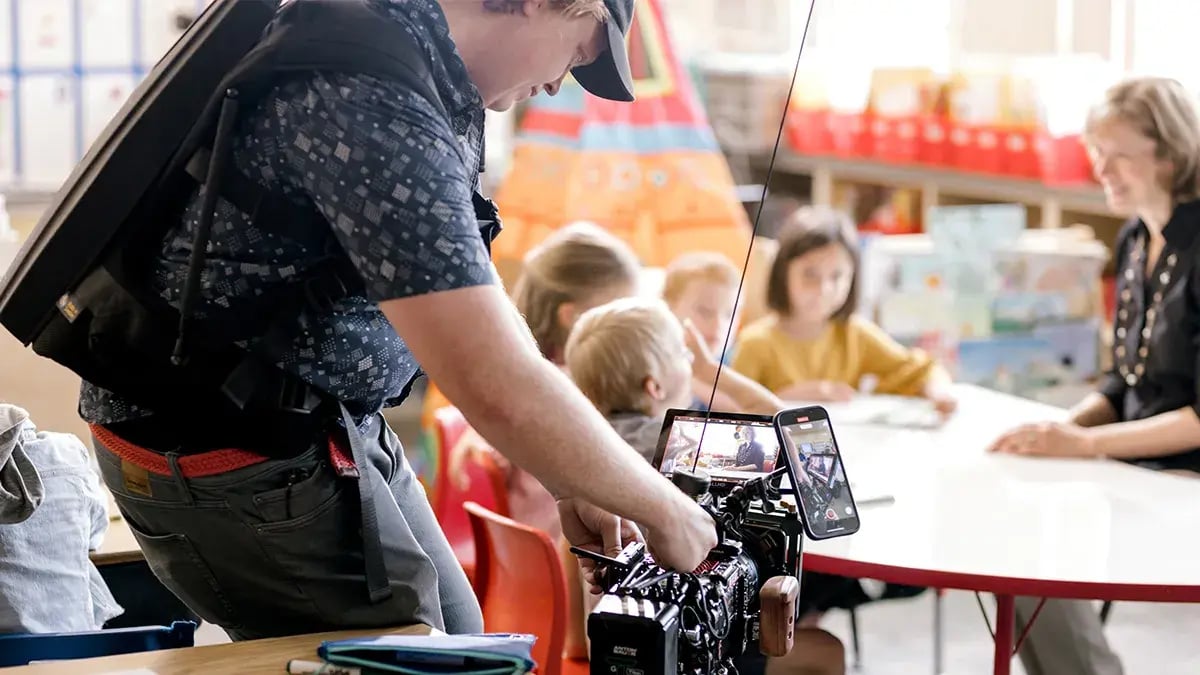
[570,0,636,102]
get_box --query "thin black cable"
[692,0,818,470]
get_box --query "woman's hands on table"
[988,421,1098,458]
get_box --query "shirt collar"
[369,0,484,119]
[1140,198,1200,250]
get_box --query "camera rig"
[581,467,805,675]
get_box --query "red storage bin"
[786,107,832,155]
[947,122,975,171]
[870,114,921,164]
[917,114,950,167]
[828,111,869,158]
[1038,133,1094,185]
[1003,129,1093,185]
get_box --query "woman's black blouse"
[1099,199,1200,472]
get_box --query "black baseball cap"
[570,0,636,102]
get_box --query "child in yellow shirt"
[733,206,957,413]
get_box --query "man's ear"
[644,375,666,402]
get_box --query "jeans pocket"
[252,487,371,618]
[251,457,340,524]
[125,523,242,629]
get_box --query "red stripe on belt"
[92,424,357,479]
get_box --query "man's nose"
[545,75,568,97]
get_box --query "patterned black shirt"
[79,0,495,425]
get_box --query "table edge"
[804,553,1200,603]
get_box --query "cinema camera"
[580,467,804,675]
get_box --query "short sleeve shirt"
[79,0,495,425]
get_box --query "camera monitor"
[651,409,784,487]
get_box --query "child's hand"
[923,377,958,419]
[777,380,856,403]
[931,392,958,418]
[682,319,719,377]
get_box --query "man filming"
[86,0,716,639]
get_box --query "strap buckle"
[302,265,353,313]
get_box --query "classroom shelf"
[755,151,1118,232]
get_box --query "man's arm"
[383,286,696,533]
[266,73,714,568]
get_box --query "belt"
[91,423,357,479]
[94,402,392,605]
[102,406,334,458]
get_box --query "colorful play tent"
[489,0,752,273]
[413,0,755,498]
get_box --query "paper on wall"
[0,0,12,70]
[81,0,135,69]
[138,0,200,70]
[0,75,13,186]
[82,73,136,151]
[17,74,76,189]
[16,0,73,69]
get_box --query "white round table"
[798,384,1200,675]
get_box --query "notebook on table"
[316,633,538,675]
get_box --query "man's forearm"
[450,355,683,529]
[384,285,690,532]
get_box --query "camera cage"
[580,467,805,675]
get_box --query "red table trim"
[804,552,1200,603]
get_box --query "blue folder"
[317,633,538,674]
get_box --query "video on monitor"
[653,411,782,485]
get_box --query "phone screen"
[775,408,860,539]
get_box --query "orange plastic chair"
[431,406,509,589]
[464,501,587,675]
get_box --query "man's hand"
[560,495,718,593]
[559,498,643,595]
[640,494,718,573]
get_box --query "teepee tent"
[490,0,752,273]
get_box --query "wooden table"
[0,625,432,674]
[90,493,143,567]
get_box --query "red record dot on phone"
[825,508,837,521]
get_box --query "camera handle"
[759,575,801,657]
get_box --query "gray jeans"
[93,414,482,640]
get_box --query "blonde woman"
[990,76,1200,675]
